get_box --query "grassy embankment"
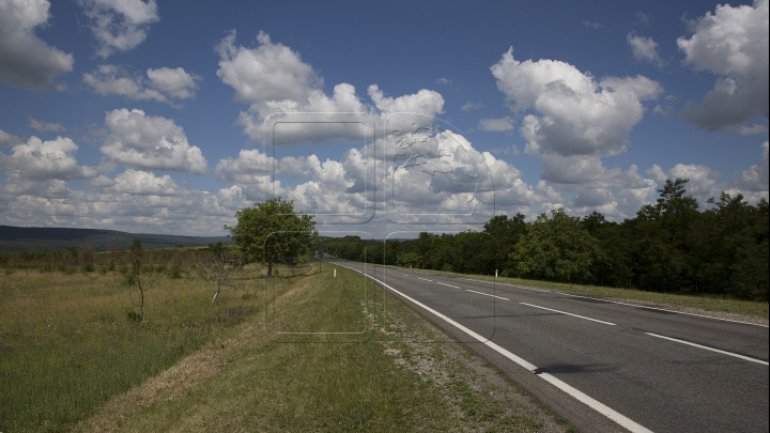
[1,264,571,433]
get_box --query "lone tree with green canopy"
[228,197,316,277]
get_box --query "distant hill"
[0,225,229,253]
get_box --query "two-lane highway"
[336,260,769,433]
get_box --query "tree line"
[322,179,768,301]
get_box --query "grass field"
[1,264,570,433]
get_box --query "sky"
[0,0,767,237]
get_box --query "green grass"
[401,266,769,319]
[0,266,280,433]
[2,264,570,433]
[75,266,456,432]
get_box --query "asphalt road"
[334,260,769,433]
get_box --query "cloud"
[647,162,722,204]
[239,84,374,144]
[112,168,178,195]
[635,12,652,26]
[727,141,769,202]
[0,176,249,235]
[217,31,444,145]
[491,47,661,157]
[541,154,607,185]
[369,84,444,132]
[478,117,514,132]
[0,129,21,145]
[0,0,74,89]
[627,33,662,66]
[145,67,198,100]
[461,101,483,112]
[536,154,659,218]
[581,20,603,30]
[0,135,95,180]
[435,77,452,85]
[215,126,538,225]
[736,123,769,135]
[80,0,159,57]
[83,64,199,105]
[101,108,208,173]
[28,117,65,133]
[677,0,769,130]
[216,30,320,106]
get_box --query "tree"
[195,243,242,303]
[511,209,600,284]
[628,178,700,292]
[228,197,316,277]
[126,239,146,323]
[484,213,526,275]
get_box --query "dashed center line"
[520,302,616,326]
[466,289,510,301]
[416,277,433,282]
[645,332,769,366]
[436,281,461,289]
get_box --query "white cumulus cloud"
[727,141,769,202]
[627,32,662,66]
[216,30,320,105]
[0,0,74,89]
[84,65,199,105]
[217,31,445,145]
[0,128,21,145]
[112,168,178,195]
[80,0,159,58]
[647,162,722,205]
[1,136,95,180]
[677,0,769,130]
[101,108,208,173]
[478,116,514,132]
[491,47,661,157]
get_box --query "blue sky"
[0,0,767,236]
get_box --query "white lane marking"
[457,277,552,293]
[538,373,655,433]
[453,275,768,328]
[466,289,510,301]
[520,302,616,326]
[416,277,433,282]
[337,263,655,433]
[436,281,461,289]
[645,332,769,366]
[554,291,770,328]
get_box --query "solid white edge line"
[538,373,655,433]
[436,281,461,289]
[337,262,655,433]
[645,332,769,366]
[466,289,510,301]
[521,302,616,326]
[555,292,770,328]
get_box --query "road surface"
[334,260,769,433]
